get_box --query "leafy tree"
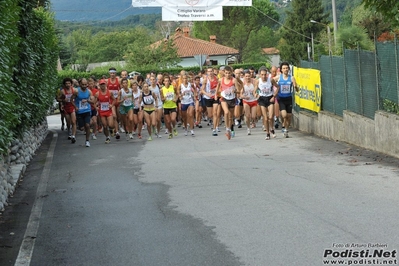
[192,0,279,62]
[337,26,374,50]
[362,0,399,27]
[242,26,280,63]
[352,4,391,39]
[279,0,328,64]
[124,27,180,69]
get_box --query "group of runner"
[57,62,298,147]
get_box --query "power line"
[251,5,321,43]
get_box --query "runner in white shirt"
[149,74,163,138]
[255,67,279,140]
[179,74,197,136]
[215,65,243,140]
[241,70,258,135]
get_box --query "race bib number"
[143,95,153,105]
[183,91,192,100]
[223,88,235,100]
[111,90,118,98]
[281,85,291,93]
[124,98,132,106]
[100,102,109,111]
[65,94,72,102]
[134,98,140,107]
[261,86,271,94]
[210,88,216,96]
[79,101,89,109]
[166,92,174,101]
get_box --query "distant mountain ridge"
[50,0,160,21]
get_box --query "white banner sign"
[162,6,223,21]
[132,0,251,7]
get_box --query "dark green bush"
[0,0,58,154]
[57,62,272,87]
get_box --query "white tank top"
[258,76,273,97]
[180,83,194,105]
[133,89,141,109]
[121,88,133,106]
[243,82,256,102]
[150,84,163,107]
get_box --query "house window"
[209,60,218,66]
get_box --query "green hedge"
[0,0,58,154]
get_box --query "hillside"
[50,0,161,21]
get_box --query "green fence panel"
[359,50,378,119]
[344,50,362,115]
[376,42,399,104]
[320,56,334,114]
[331,56,346,116]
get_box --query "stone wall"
[0,120,48,211]
[293,110,399,159]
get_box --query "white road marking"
[14,131,58,266]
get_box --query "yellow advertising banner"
[294,67,322,113]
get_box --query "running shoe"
[262,125,266,131]
[168,133,173,139]
[85,141,90,147]
[115,132,120,140]
[231,131,235,138]
[198,123,202,128]
[247,128,251,135]
[173,128,178,136]
[165,129,169,134]
[216,127,220,132]
[138,134,142,139]
[184,130,188,136]
[265,133,270,140]
[120,127,125,133]
[225,130,231,140]
[105,137,111,144]
[68,135,72,140]
[126,134,129,141]
[110,129,115,137]
[283,129,289,138]
[281,127,285,133]
[92,133,97,140]
[129,133,134,139]
[148,136,152,141]
[191,130,195,136]
[271,130,276,138]
[212,130,218,136]
[237,123,242,128]
[71,136,76,144]
[235,119,239,126]
[61,124,65,131]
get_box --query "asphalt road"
[1,114,399,266]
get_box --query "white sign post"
[194,54,208,70]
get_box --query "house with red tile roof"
[262,47,280,67]
[153,27,239,68]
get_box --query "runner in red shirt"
[106,67,121,139]
[57,77,77,143]
[95,79,116,144]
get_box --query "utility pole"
[331,0,338,48]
